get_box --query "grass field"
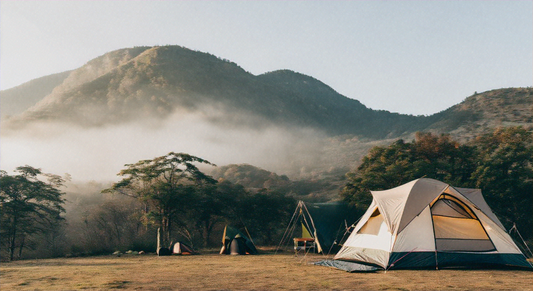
[1,251,532,290]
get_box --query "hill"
[425,88,533,140]
[210,164,345,201]
[2,45,425,138]
[2,45,531,140]
[0,71,71,118]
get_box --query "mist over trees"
[1,127,531,260]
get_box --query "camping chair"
[293,238,315,255]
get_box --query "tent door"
[431,194,495,252]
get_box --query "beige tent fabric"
[453,192,523,254]
[392,206,435,252]
[343,219,392,252]
[352,201,378,234]
[478,210,523,254]
[336,216,392,268]
[334,246,390,268]
[431,199,472,218]
[371,178,449,235]
[359,211,384,235]
[370,180,415,234]
[397,179,448,233]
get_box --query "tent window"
[431,195,495,252]
[369,208,380,217]
[431,198,473,218]
[358,208,383,236]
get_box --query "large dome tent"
[317,178,532,271]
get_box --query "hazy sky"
[1,1,531,115]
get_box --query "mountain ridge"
[1,45,531,141]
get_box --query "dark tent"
[278,201,356,254]
[220,225,258,255]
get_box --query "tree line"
[1,154,296,261]
[1,126,531,260]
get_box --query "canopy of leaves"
[469,127,532,237]
[0,166,66,261]
[104,152,216,246]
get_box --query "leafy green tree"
[104,152,216,248]
[188,180,248,247]
[0,166,65,261]
[236,189,297,245]
[469,127,532,239]
[341,132,477,212]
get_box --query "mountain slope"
[2,45,531,140]
[210,163,344,201]
[2,45,425,138]
[424,88,532,140]
[0,71,71,118]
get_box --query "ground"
[1,252,531,290]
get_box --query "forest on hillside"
[1,126,531,261]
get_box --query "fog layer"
[1,109,329,182]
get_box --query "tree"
[469,127,533,240]
[235,189,297,245]
[0,166,65,261]
[341,132,477,212]
[104,152,216,249]
[188,180,247,247]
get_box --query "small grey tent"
[323,178,532,270]
[220,225,258,255]
[278,201,356,254]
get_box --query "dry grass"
[1,252,531,290]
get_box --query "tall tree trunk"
[167,218,171,248]
[9,216,17,261]
[18,234,25,259]
[157,227,161,250]
[113,220,122,245]
[204,219,215,248]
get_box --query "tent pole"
[275,202,301,254]
[238,216,255,246]
[510,223,533,258]
[435,250,438,270]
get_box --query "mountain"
[1,45,531,187]
[0,71,71,118]
[425,88,532,141]
[2,45,427,138]
[3,45,531,140]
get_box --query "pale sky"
[1,1,531,115]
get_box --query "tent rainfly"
[278,201,356,254]
[220,225,258,255]
[323,178,532,270]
